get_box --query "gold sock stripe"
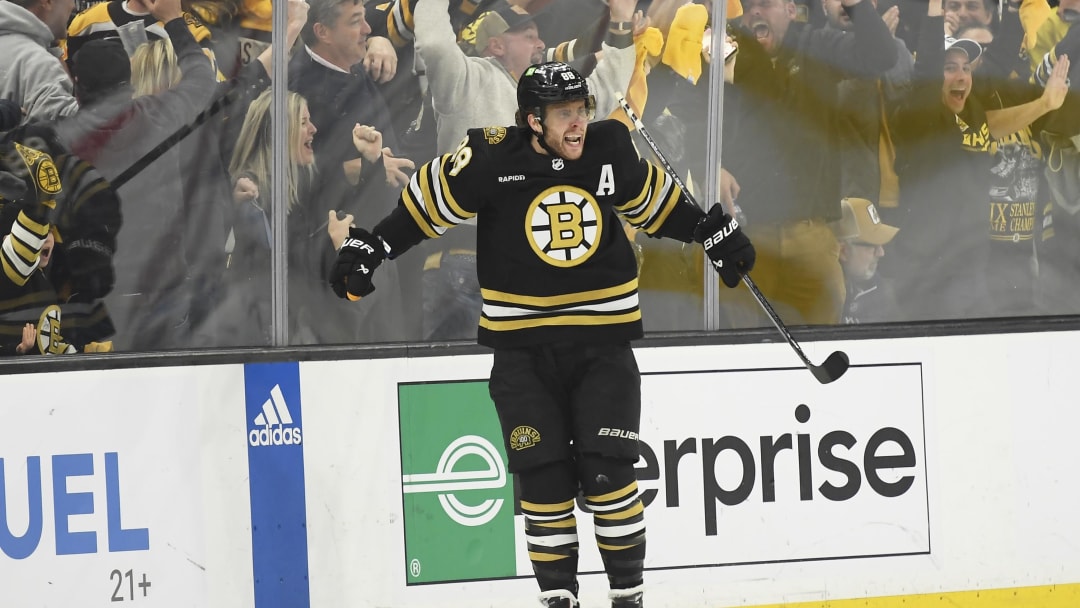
[586,481,639,505]
[597,541,638,551]
[520,499,575,515]
[529,551,574,562]
[596,527,647,554]
[532,516,578,529]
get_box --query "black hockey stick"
[616,94,849,384]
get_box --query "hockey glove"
[694,204,755,288]
[329,227,386,301]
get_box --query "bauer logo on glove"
[701,216,740,255]
[693,204,756,288]
[329,228,386,300]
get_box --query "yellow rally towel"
[239,0,272,32]
[877,81,900,208]
[83,341,114,353]
[609,26,664,130]
[661,3,709,85]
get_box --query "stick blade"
[810,351,850,384]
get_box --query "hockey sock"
[579,455,646,590]
[518,460,580,595]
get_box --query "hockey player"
[327,61,756,608]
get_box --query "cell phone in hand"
[723,38,739,63]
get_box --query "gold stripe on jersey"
[426,156,473,227]
[616,163,682,235]
[480,285,642,329]
[435,157,472,220]
[388,0,415,47]
[483,278,637,308]
[2,212,49,286]
[0,288,56,314]
[417,162,455,229]
[401,186,441,239]
[480,311,642,332]
[401,156,477,238]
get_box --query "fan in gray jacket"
[0,0,79,123]
[55,0,216,351]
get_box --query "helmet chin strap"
[530,114,565,159]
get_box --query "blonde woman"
[130,37,183,98]
[225,89,391,344]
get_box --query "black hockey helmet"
[515,62,596,128]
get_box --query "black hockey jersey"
[0,126,121,350]
[375,119,705,349]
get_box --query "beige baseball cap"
[834,197,899,245]
[473,4,536,52]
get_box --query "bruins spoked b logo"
[526,186,602,267]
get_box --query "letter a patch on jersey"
[596,163,615,196]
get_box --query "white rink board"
[302,331,1080,608]
[0,331,1078,608]
[0,365,253,608]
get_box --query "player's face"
[743,0,795,56]
[541,100,590,160]
[942,49,973,114]
[840,239,884,281]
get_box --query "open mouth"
[751,21,770,41]
[564,134,582,146]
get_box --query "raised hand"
[1043,54,1072,111]
[382,148,415,188]
[145,0,183,22]
[352,124,383,162]
[363,36,399,84]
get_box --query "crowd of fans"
[0,0,1076,354]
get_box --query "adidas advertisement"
[397,363,927,584]
[244,362,310,608]
[399,380,517,584]
[249,383,303,447]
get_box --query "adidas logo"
[248,384,303,447]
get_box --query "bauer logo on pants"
[398,380,517,584]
